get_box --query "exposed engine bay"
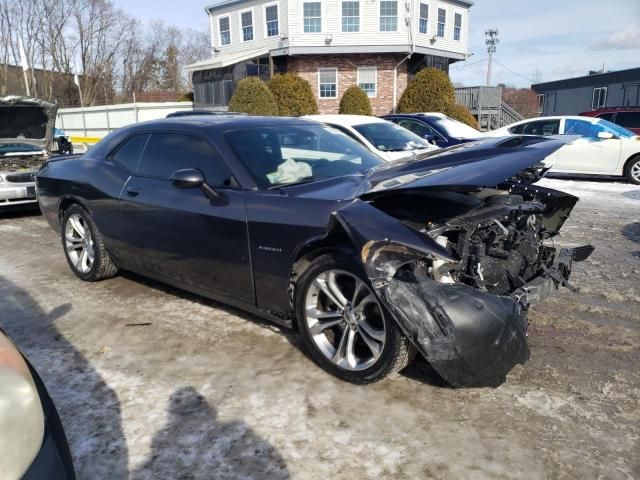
[0,155,46,173]
[368,184,576,297]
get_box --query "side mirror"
[597,131,616,140]
[170,168,205,189]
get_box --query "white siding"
[209,0,289,57]
[205,0,468,63]
[414,0,468,55]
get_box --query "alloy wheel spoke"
[358,319,386,342]
[69,216,85,238]
[354,293,376,314]
[310,317,343,336]
[314,273,348,309]
[78,248,88,271]
[357,323,384,359]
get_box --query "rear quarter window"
[616,112,640,128]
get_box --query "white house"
[187,0,472,114]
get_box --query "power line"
[452,57,488,70]
[492,58,536,83]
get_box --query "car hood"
[0,96,57,154]
[357,136,567,197]
[381,147,437,162]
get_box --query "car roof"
[302,114,390,127]
[509,115,600,126]
[123,115,321,133]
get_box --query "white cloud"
[594,24,640,50]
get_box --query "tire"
[625,156,640,185]
[295,254,414,384]
[61,204,118,281]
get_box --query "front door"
[550,119,622,173]
[118,132,254,303]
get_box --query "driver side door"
[117,132,254,303]
[550,119,622,173]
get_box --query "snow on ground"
[0,178,638,479]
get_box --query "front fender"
[332,199,530,387]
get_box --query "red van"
[580,107,640,135]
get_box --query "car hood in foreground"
[360,136,566,195]
[286,136,568,200]
[0,96,57,154]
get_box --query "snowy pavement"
[0,178,638,479]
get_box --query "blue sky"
[112,0,640,88]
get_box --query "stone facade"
[286,54,408,115]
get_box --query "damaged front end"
[334,182,593,387]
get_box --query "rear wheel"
[626,156,640,185]
[296,254,413,384]
[61,204,118,281]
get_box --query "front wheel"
[626,156,640,185]
[295,254,414,384]
[61,204,118,281]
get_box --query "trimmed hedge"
[397,67,456,114]
[339,86,372,115]
[447,103,480,130]
[228,77,278,115]
[267,73,318,116]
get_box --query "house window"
[454,12,462,40]
[419,3,428,34]
[358,67,376,97]
[265,4,279,37]
[437,8,446,37]
[303,2,322,33]
[318,68,337,98]
[219,16,231,45]
[592,87,607,110]
[241,10,253,41]
[342,1,360,33]
[380,1,397,32]
[537,94,544,114]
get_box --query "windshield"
[352,122,432,152]
[225,124,384,188]
[433,116,481,139]
[595,119,636,139]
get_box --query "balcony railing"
[455,86,525,130]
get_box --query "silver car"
[0,96,57,210]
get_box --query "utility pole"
[485,29,499,86]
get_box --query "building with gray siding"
[532,67,640,116]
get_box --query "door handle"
[125,186,140,197]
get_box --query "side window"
[520,120,560,136]
[509,124,525,134]
[616,112,640,129]
[397,119,436,139]
[109,134,149,172]
[137,133,232,185]
[596,113,615,122]
[564,119,604,140]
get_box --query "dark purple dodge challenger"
[36,116,592,387]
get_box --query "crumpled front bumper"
[377,245,593,388]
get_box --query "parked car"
[0,96,57,210]
[37,116,592,387]
[53,128,73,155]
[301,114,438,161]
[166,109,247,118]
[382,112,484,147]
[486,115,640,184]
[0,328,76,479]
[580,107,640,135]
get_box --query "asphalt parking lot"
[1,178,638,479]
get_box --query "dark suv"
[580,107,640,135]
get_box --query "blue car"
[382,113,484,147]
